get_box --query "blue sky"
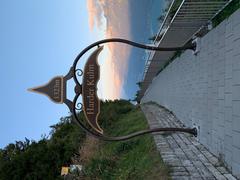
[0,0,96,148]
[0,0,163,148]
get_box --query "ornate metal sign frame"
[29,38,197,141]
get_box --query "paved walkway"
[141,103,238,180]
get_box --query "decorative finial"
[28,76,65,104]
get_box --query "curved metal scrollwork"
[75,102,83,111]
[69,38,197,141]
[29,38,197,141]
[75,69,83,77]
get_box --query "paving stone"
[216,166,229,174]
[172,176,191,180]
[205,163,227,180]
[185,166,201,175]
[197,154,209,163]
[141,104,236,179]
[184,149,199,161]
[193,161,214,178]
[224,174,238,180]
[171,166,187,172]
[164,159,182,166]
[202,178,216,180]
[162,154,177,160]
[170,171,189,176]
[182,160,193,167]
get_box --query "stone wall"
[141,9,240,176]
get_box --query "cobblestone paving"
[141,103,239,180]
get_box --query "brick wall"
[141,9,240,176]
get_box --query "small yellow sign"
[61,167,69,176]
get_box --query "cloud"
[86,0,103,31]
[86,0,132,100]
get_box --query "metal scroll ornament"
[28,38,197,141]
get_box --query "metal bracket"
[29,38,198,141]
[192,37,201,55]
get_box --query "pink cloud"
[86,0,132,99]
[86,0,104,31]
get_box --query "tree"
[0,117,85,179]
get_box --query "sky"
[0,0,120,148]
[87,0,132,99]
[0,0,164,148]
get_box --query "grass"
[81,101,171,180]
[212,0,240,27]
[168,0,183,18]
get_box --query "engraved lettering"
[86,88,95,115]
[87,80,94,86]
[53,79,61,100]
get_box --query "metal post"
[29,38,198,141]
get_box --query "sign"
[28,76,65,104]
[28,38,198,140]
[82,46,103,134]
[28,46,104,134]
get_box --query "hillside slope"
[0,100,170,179]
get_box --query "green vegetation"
[133,83,142,102]
[168,0,182,18]
[0,117,85,180]
[83,100,171,179]
[212,0,240,27]
[0,100,170,179]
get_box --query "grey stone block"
[224,149,233,169]
[233,23,240,41]
[171,166,187,172]
[224,135,233,150]
[171,176,191,180]
[170,171,189,176]
[233,101,240,116]
[216,166,228,174]
[141,10,240,177]
[233,116,240,133]
[233,9,240,27]
[232,146,240,164]
[205,163,227,179]
[232,85,240,101]
[233,38,240,57]
[232,131,240,149]
[219,87,225,100]
[233,70,240,85]
[226,18,233,38]
[225,79,232,93]
[232,54,240,71]
[224,174,238,180]
[225,93,232,107]
[225,107,233,122]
